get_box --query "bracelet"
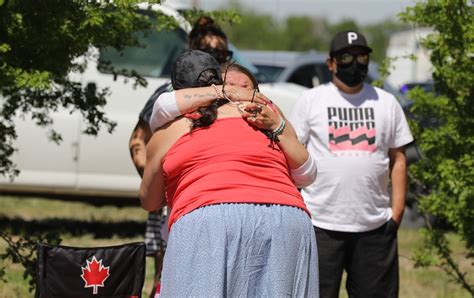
[273,118,286,135]
[211,84,222,99]
[266,118,286,143]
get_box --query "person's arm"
[278,118,317,187]
[150,85,270,131]
[175,84,269,114]
[139,132,167,211]
[140,117,190,212]
[175,86,220,114]
[242,102,317,187]
[129,119,152,177]
[388,96,413,225]
[389,146,408,225]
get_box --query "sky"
[188,0,416,25]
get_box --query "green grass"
[1,195,472,298]
[396,229,472,298]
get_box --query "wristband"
[266,118,286,143]
[272,118,286,136]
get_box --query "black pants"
[314,220,399,298]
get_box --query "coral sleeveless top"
[162,117,309,229]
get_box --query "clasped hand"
[222,85,282,131]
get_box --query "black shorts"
[314,219,399,298]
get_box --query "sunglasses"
[334,53,369,65]
[199,48,233,63]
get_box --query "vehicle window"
[98,24,188,78]
[288,64,332,88]
[253,65,285,83]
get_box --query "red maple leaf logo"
[81,256,110,295]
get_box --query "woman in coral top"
[140,50,319,297]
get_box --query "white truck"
[0,3,306,199]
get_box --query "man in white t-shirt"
[289,31,413,298]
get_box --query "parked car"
[241,50,331,87]
[0,4,307,199]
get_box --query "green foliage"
[398,0,473,294]
[284,16,323,51]
[0,231,61,293]
[371,56,397,88]
[222,6,329,52]
[181,8,241,28]
[222,11,286,50]
[0,0,179,178]
[326,18,360,36]
[221,5,408,63]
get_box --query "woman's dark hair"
[190,68,226,130]
[188,16,232,64]
[188,16,228,50]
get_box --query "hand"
[391,216,402,227]
[241,102,281,131]
[222,85,271,106]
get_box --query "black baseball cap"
[330,30,373,55]
[171,49,222,90]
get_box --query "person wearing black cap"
[289,30,413,297]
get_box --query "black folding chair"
[36,242,145,298]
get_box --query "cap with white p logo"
[347,32,358,44]
[329,30,373,54]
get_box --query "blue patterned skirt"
[160,203,319,297]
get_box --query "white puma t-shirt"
[290,82,413,232]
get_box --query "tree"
[222,6,404,64]
[0,0,164,178]
[398,0,473,294]
[284,16,324,51]
[222,11,285,50]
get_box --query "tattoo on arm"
[184,92,218,101]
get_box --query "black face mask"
[335,60,368,87]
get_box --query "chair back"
[36,242,145,297]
